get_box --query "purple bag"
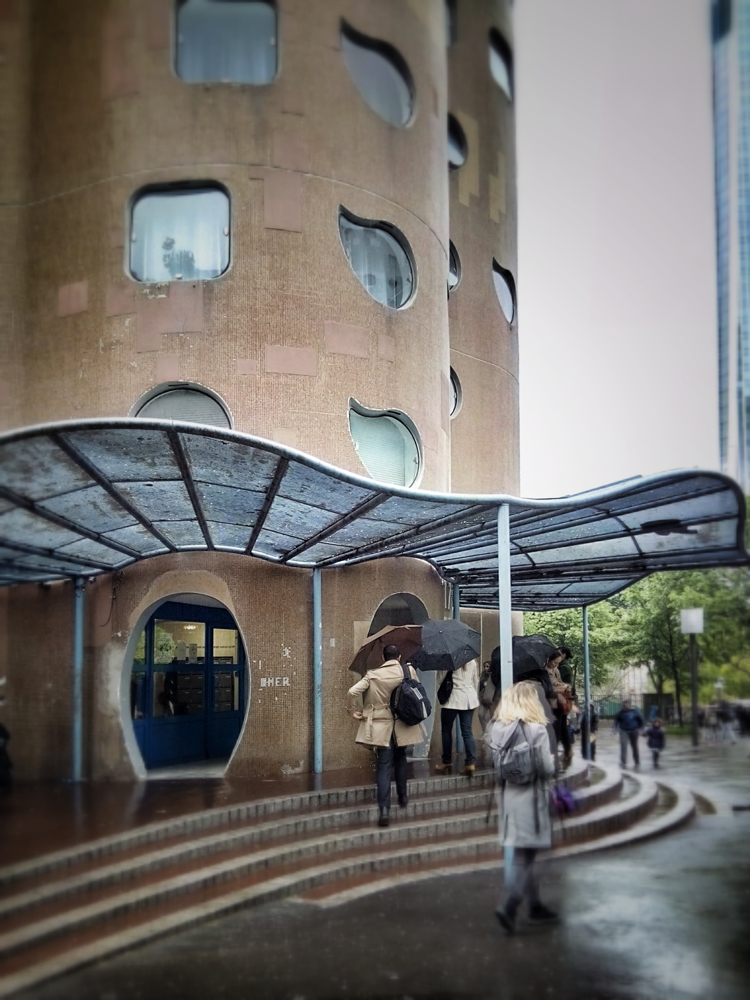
[551,784,579,818]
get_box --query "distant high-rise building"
[712,0,750,488]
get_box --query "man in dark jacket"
[613,700,645,768]
[580,701,599,760]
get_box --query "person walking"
[435,657,479,776]
[580,701,599,760]
[489,681,558,934]
[548,650,573,768]
[613,700,645,768]
[642,718,666,768]
[347,644,425,828]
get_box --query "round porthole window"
[449,368,462,418]
[492,259,516,324]
[448,240,461,295]
[448,114,467,169]
[348,399,422,487]
[341,21,414,127]
[339,208,416,309]
[489,28,513,101]
[131,383,232,429]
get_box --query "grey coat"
[489,720,555,849]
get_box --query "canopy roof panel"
[0,419,746,610]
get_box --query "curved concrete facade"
[0,0,518,781]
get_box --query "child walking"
[643,718,666,768]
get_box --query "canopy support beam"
[582,604,591,760]
[452,583,460,620]
[497,504,513,694]
[313,567,323,773]
[72,576,85,783]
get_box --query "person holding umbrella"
[435,657,479,775]
[347,644,426,828]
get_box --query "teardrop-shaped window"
[448,240,461,294]
[448,114,467,169]
[489,28,513,101]
[341,21,414,127]
[492,259,516,324]
[449,368,462,418]
[349,399,422,487]
[339,208,415,309]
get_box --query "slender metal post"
[690,633,698,748]
[72,576,85,783]
[582,604,591,761]
[497,504,513,693]
[452,583,460,620]
[312,568,323,773]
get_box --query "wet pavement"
[15,733,750,1000]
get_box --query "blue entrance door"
[130,601,247,769]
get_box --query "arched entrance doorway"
[367,592,434,759]
[129,596,247,769]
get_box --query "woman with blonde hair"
[488,680,557,934]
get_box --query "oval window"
[449,368,462,418]
[339,208,415,309]
[341,21,414,127]
[132,383,232,428]
[448,240,461,295]
[349,400,422,487]
[489,28,513,101]
[492,259,516,324]
[448,114,467,169]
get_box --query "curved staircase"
[0,761,696,997]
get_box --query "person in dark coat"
[613,700,645,768]
[488,681,557,934]
[642,718,666,768]
[580,701,599,760]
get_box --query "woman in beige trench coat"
[347,644,425,828]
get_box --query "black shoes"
[528,903,559,923]
[377,807,390,828]
[495,907,516,935]
[397,794,408,808]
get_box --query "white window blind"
[341,25,413,127]
[136,387,231,428]
[176,0,277,85]
[349,408,420,487]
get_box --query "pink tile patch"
[377,333,395,363]
[155,355,179,382]
[324,322,369,359]
[236,358,259,375]
[265,345,317,376]
[105,284,135,317]
[272,427,299,448]
[57,281,89,317]
[264,170,303,232]
[137,281,204,337]
[272,132,310,173]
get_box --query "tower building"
[0,0,518,781]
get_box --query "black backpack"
[390,663,432,727]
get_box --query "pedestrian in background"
[347,644,425,828]
[642,718,666,768]
[580,701,598,760]
[613,699,645,769]
[488,681,558,934]
[435,657,479,776]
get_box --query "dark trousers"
[652,749,660,767]
[557,713,571,755]
[620,729,640,765]
[375,736,407,809]
[503,847,540,915]
[440,707,476,764]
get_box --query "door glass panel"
[130,670,146,719]
[153,669,205,716]
[133,629,146,666]
[213,628,239,664]
[214,669,240,712]
[153,620,206,664]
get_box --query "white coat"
[438,658,480,711]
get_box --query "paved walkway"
[14,732,750,1000]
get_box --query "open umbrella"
[349,625,423,674]
[512,633,559,680]
[409,619,481,672]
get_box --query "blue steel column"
[72,576,85,783]
[312,568,323,773]
[582,604,591,760]
[452,583,460,619]
[497,504,513,693]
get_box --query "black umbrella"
[512,633,559,680]
[409,619,481,672]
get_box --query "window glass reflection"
[153,670,205,716]
[341,23,413,127]
[489,29,513,100]
[130,671,146,720]
[492,259,516,324]
[133,629,146,666]
[349,404,421,487]
[130,187,230,283]
[153,620,206,664]
[213,628,239,664]
[339,211,414,309]
[448,115,467,169]
[176,0,277,84]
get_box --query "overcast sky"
[515,0,719,499]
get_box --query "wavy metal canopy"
[0,419,746,610]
